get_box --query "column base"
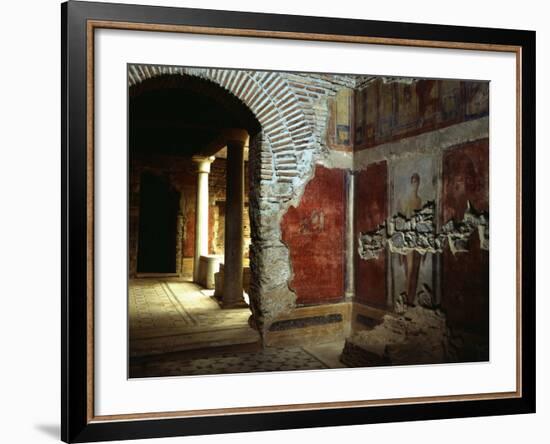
[222,298,248,309]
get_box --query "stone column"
[192,156,215,283]
[345,170,355,301]
[222,129,248,308]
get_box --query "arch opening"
[128,70,272,364]
[128,68,315,339]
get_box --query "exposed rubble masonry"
[357,200,489,260]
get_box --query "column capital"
[223,128,249,146]
[192,155,215,174]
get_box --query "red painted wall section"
[354,161,388,308]
[281,165,346,305]
[183,203,221,257]
[442,139,489,332]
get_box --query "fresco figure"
[399,173,423,305]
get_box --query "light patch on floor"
[129,279,348,378]
[129,279,260,358]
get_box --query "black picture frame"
[61,1,536,442]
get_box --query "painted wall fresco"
[354,161,388,308]
[442,139,489,332]
[281,165,346,305]
[354,79,489,150]
[328,88,354,151]
[390,155,437,308]
[354,138,489,322]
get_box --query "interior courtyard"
[128,65,490,378]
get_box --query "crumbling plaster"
[358,200,489,261]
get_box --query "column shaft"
[192,157,214,283]
[222,140,245,307]
[345,170,355,301]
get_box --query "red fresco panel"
[442,139,489,331]
[281,165,346,305]
[184,204,215,257]
[354,161,388,308]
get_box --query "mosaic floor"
[129,279,347,378]
[129,279,260,357]
[130,345,333,378]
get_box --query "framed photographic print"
[61,0,536,442]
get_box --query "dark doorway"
[137,172,180,273]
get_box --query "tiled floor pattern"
[129,279,347,376]
[130,345,333,378]
[129,281,195,333]
[129,279,259,356]
[129,280,254,335]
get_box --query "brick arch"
[128,64,314,185]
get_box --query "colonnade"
[192,129,248,308]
